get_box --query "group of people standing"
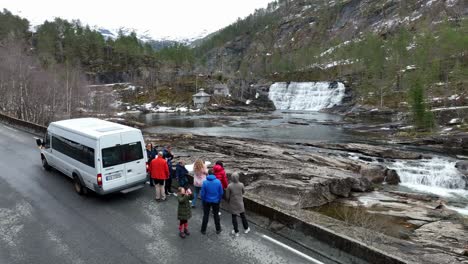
[146,143,250,238]
[146,143,175,201]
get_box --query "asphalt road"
[0,123,341,264]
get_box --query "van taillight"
[97,173,102,186]
[146,162,149,172]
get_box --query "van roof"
[50,118,140,139]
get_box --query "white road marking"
[3,125,18,132]
[262,234,326,264]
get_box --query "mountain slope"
[196,0,466,76]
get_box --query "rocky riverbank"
[144,133,468,263]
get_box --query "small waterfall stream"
[387,157,468,198]
[268,82,345,111]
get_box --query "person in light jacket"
[191,159,207,208]
[225,172,250,236]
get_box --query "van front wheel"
[73,175,86,195]
[42,157,51,171]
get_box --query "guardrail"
[0,112,47,136]
[243,195,407,264]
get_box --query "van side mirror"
[36,138,44,147]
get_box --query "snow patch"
[0,201,32,249]
[431,106,468,112]
[47,230,85,264]
[446,0,458,7]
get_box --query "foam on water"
[268,82,346,111]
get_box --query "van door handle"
[127,169,132,173]
[136,161,140,164]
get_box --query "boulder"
[359,164,387,184]
[350,177,372,192]
[456,160,468,176]
[385,169,401,185]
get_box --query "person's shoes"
[216,229,222,234]
[173,193,178,197]
[179,231,186,238]
[161,198,167,201]
[155,198,160,202]
[191,204,196,208]
[184,229,190,236]
[201,230,206,235]
[244,227,251,234]
[231,230,239,237]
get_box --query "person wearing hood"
[200,169,223,235]
[176,160,189,189]
[213,161,228,190]
[225,172,250,236]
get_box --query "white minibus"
[36,118,148,195]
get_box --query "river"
[141,110,351,143]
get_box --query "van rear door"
[100,134,126,190]
[120,132,146,185]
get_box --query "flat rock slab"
[304,142,430,160]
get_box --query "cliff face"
[197,0,466,78]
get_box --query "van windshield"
[102,142,143,168]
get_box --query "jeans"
[201,202,221,232]
[191,186,201,206]
[165,178,172,194]
[232,212,249,233]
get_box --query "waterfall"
[387,157,468,197]
[268,82,346,111]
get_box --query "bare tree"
[0,39,89,125]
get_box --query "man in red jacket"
[150,152,169,201]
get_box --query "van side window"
[44,133,51,149]
[52,135,95,168]
[102,142,143,168]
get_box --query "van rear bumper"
[93,178,147,195]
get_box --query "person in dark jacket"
[146,143,157,186]
[200,170,223,234]
[225,172,250,236]
[163,145,175,196]
[176,160,189,189]
[177,187,194,238]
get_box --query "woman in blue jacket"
[200,170,223,234]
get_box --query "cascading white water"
[387,157,468,197]
[268,82,346,111]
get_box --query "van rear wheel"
[42,157,51,171]
[73,175,86,195]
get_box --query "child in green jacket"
[177,187,194,238]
